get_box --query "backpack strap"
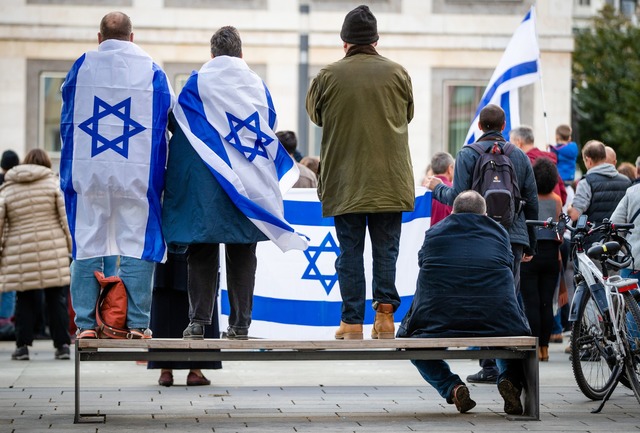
[468,141,491,155]
[501,142,515,156]
[469,140,512,155]
[630,207,640,224]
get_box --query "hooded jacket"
[0,165,72,292]
[572,163,631,224]
[397,213,531,338]
[610,183,640,271]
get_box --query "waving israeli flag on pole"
[173,56,308,252]
[465,6,541,144]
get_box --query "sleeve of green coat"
[405,72,414,123]
[305,76,322,127]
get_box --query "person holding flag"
[164,26,307,341]
[60,11,174,340]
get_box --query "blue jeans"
[103,256,118,277]
[70,256,155,330]
[412,357,523,402]
[334,213,402,324]
[0,291,16,318]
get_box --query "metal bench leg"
[521,348,540,420]
[74,343,106,424]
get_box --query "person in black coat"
[397,191,530,415]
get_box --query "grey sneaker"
[55,344,70,360]
[466,369,498,384]
[11,346,29,361]
[226,327,249,340]
[183,322,204,340]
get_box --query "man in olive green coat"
[306,4,414,340]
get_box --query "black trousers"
[187,243,257,330]
[15,286,71,349]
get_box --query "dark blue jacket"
[432,132,538,255]
[397,213,531,338]
[162,116,267,246]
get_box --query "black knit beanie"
[340,5,379,45]
[0,150,19,171]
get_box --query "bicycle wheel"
[570,291,618,400]
[620,291,640,403]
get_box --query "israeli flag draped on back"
[59,39,175,262]
[173,56,308,252]
[464,6,541,145]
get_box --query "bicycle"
[526,214,640,413]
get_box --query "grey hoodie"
[572,163,628,214]
[610,183,640,271]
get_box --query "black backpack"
[469,141,522,229]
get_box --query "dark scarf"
[345,44,379,58]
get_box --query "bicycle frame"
[526,214,639,412]
[571,250,630,364]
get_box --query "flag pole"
[531,2,550,147]
[538,73,551,147]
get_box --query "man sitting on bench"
[397,190,531,415]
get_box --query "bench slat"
[77,336,536,350]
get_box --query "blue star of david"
[224,111,273,162]
[79,96,146,158]
[302,232,341,294]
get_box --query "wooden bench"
[74,336,539,423]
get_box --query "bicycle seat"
[587,241,621,261]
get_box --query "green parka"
[306,47,415,217]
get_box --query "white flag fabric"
[464,6,541,145]
[219,187,431,339]
[173,55,308,252]
[60,40,175,262]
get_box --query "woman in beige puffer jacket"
[0,149,72,361]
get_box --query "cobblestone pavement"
[1,337,639,432]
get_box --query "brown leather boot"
[372,303,395,339]
[335,321,363,340]
[538,345,549,362]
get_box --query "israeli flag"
[219,188,432,339]
[465,6,541,144]
[60,40,175,262]
[173,56,308,252]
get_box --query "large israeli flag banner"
[60,40,174,261]
[219,188,432,339]
[173,56,308,252]
[465,6,541,145]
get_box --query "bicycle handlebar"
[525,215,634,235]
[526,214,635,271]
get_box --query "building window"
[434,0,532,15]
[27,0,131,4]
[39,73,65,153]
[164,0,266,9]
[27,60,74,170]
[445,84,484,155]
[309,0,401,13]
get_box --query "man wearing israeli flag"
[164,26,305,341]
[60,12,174,339]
